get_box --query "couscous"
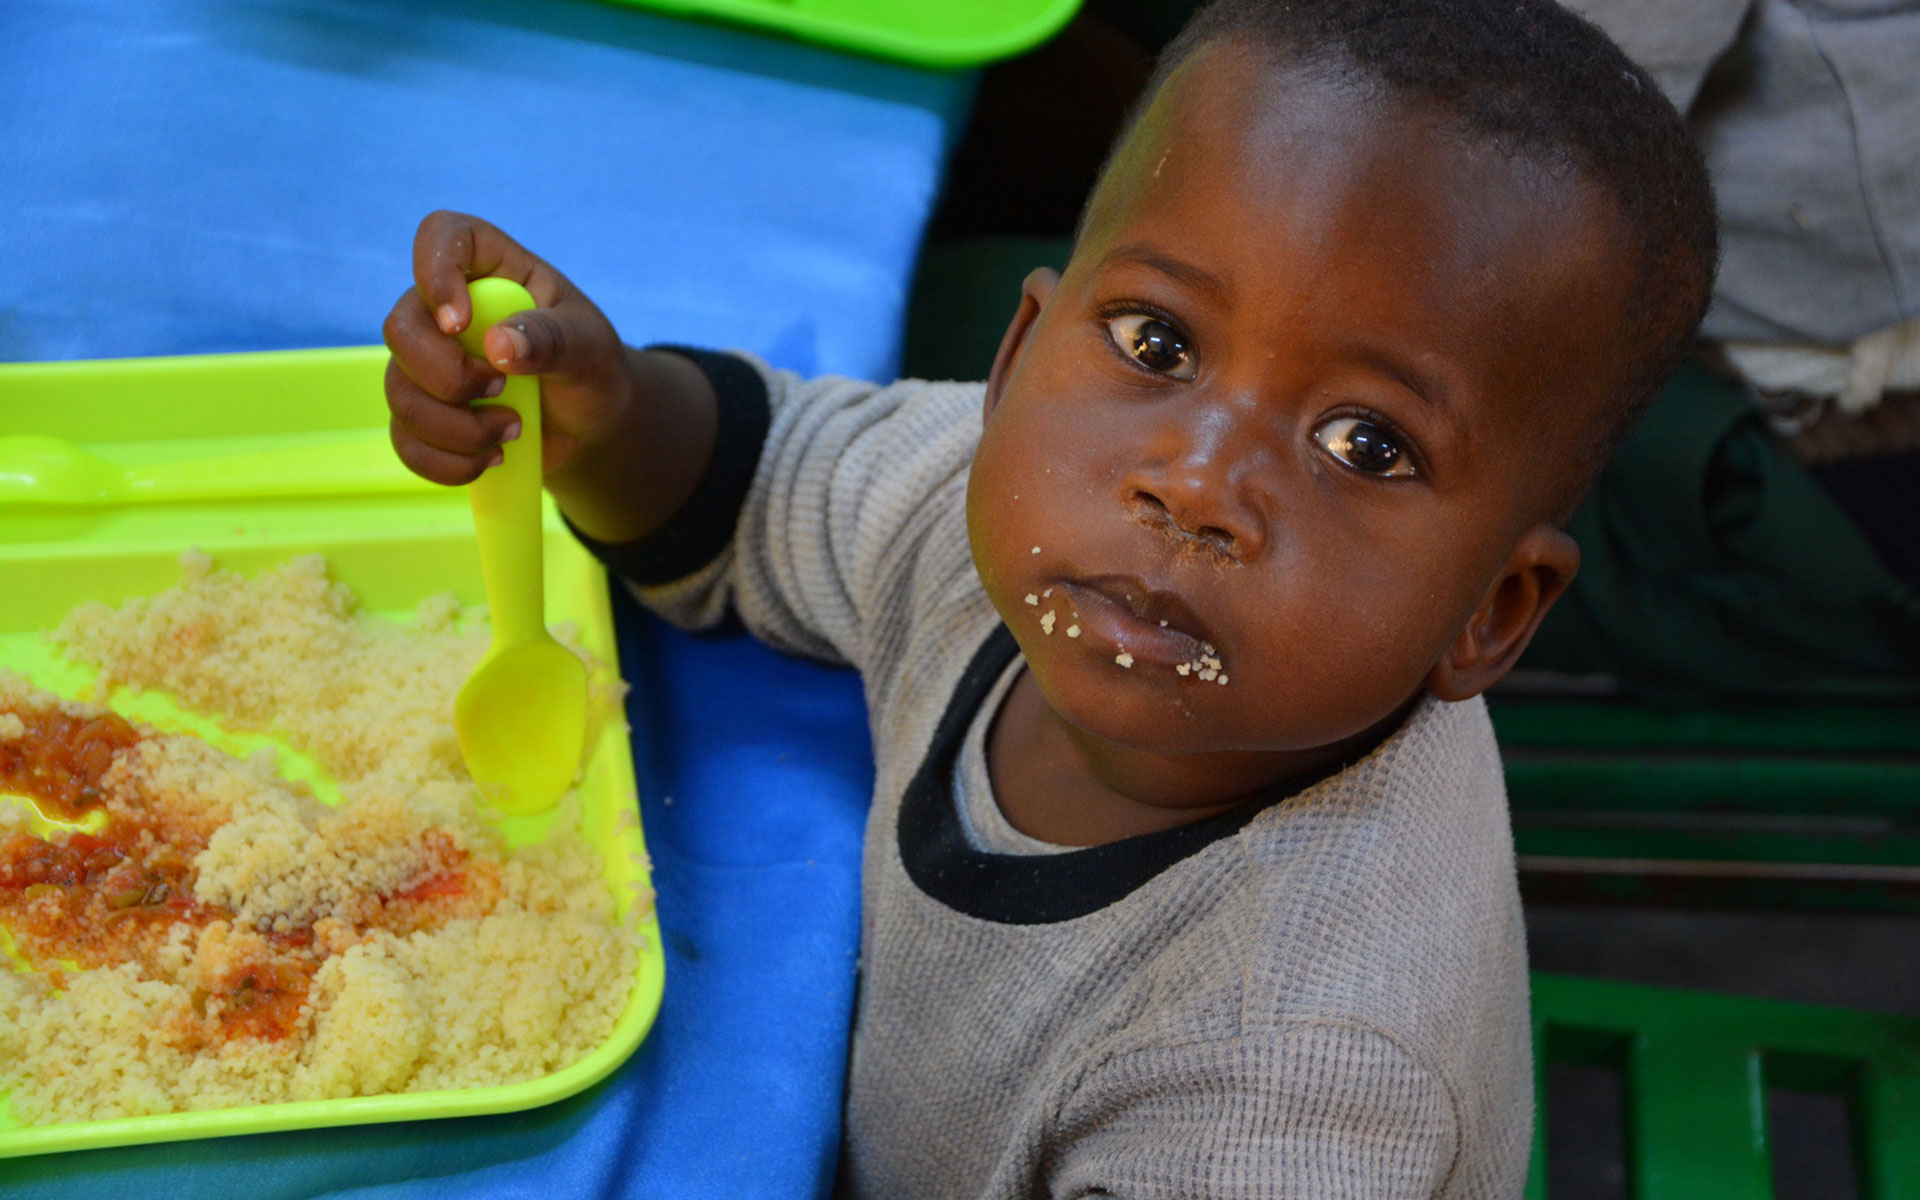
[0,552,643,1125]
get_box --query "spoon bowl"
[454,640,588,809]
[0,436,130,504]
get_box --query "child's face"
[967,44,1630,776]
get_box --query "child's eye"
[1313,416,1418,478]
[1105,312,1196,380]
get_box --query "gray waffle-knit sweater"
[585,351,1533,1200]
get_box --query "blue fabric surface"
[2,0,967,378]
[2,0,960,1194]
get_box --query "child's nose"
[1119,418,1267,563]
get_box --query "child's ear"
[1427,524,1580,702]
[983,267,1061,421]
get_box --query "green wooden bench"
[1493,699,1920,912]
[1529,972,1920,1198]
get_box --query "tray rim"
[605,0,1084,68]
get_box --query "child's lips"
[1057,576,1213,666]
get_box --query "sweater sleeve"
[573,350,984,672]
[1049,1024,1463,1200]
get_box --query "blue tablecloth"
[2,0,969,1194]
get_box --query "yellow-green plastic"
[605,0,1082,68]
[0,344,663,1159]
[453,278,590,816]
[0,430,435,507]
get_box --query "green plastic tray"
[0,346,665,1158]
[609,0,1082,67]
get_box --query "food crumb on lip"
[1114,652,1134,668]
[1040,611,1056,635]
[1175,663,1190,676]
[1218,674,1229,685]
[1023,593,1038,606]
[1066,624,1081,638]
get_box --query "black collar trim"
[897,625,1336,925]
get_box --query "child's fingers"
[382,286,500,403]
[389,416,501,486]
[411,211,490,334]
[411,210,570,335]
[476,309,581,377]
[385,358,519,459]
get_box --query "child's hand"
[382,211,634,485]
[383,211,720,546]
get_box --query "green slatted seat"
[1529,973,1920,1198]
[1492,700,1920,912]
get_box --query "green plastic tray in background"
[607,0,1082,66]
[0,346,665,1158]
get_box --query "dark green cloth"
[1523,365,1920,703]
[903,235,1072,382]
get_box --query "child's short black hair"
[1103,0,1719,476]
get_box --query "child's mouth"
[1054,577,1216,670]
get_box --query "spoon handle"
[121,434,428,500]
[457,278,548,650]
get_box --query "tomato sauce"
[0,704,139,821]
[2,696,479,1047]
[209,959,315,1042]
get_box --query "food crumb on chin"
[1115,652,1134,668]
[1066,624,1081,638]
[1218,674,1229,685]
[1023,593,1038,606]
[1175,663,1190,676]
[1040,611,1056,635]
[1031,546,1041,554]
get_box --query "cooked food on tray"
[0,552,646,1125]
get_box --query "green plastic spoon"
[0,431,434,507]
[452,277,589,815]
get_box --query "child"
[382,0,1715,1194]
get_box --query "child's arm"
[381,211,720,545]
